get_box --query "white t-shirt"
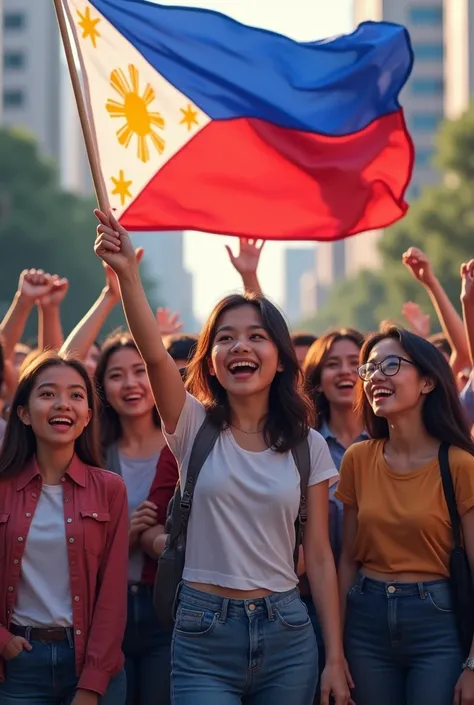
[12,484,73,627]
[164,393,338,592]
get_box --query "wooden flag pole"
[52,0,109,211]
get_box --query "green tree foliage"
[300,105,474,334]
[0,128,159,341]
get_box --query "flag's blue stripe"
[89,0,413,136]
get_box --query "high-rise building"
[344,1,447,274]
[131,230,197,333]
[283,248,315,323]
[443,0,474,120]
[2,0,61,162]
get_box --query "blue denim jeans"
[0,629,126,704]
[301,596,325,704]
[345,575,463,705]
[171,583,318,705]
[123,584,171,705]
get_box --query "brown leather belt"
[10,624,71,643]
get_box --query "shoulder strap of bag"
[291,436,311,524]
[438,442,462,549]
[179,415,220,536]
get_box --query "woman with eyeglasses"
[337,325,474,705]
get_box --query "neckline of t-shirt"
[118,450,160,464]
[377,440,439,480]
[225,427,273,456]
[42,483,64,493]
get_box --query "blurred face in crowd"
[103,346,154,420]
[295,344,312,367]
[85,343,101,377]
[14,344,31,370]
[319,338,360,409]
[362,338,433,420]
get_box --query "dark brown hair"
[164,334,198,363]
[304,329,364,430]
[186,293,314,452]
[0,352,101,477]
[429,333,452,359]
[291,332,318,348]
[94,331,160,449]
[357,326,474,454]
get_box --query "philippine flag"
[61,0,414,241]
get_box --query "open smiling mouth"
[372,387,394,401]
[49,416,74,429]
[228,361,259,376]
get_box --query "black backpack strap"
[439,442,463,548]
[291,435,311,569]
[291,436,311,524]
[179,415,220,535]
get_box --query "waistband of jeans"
[179,583,299,618]
[355,573,450,597]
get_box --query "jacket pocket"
[81,511,110,556]
[0,513,10,562]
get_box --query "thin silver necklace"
[230,422,262,435]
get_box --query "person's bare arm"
[37,275,69,350]
[403,247,470,373]
[94,210,185,433]
[0,269,54,359]
[461,260,474,366]
[225,238,264,296]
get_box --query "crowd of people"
[0,213,473,705]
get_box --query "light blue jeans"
[345,574,463,705]
[0,631,126,704]
[171,583,318,705]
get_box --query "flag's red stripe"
[120,110,414,241]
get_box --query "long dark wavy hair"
[304,328,364,430]
[357,326,474,455]
[186,293,315,452]
[95,331,160,449]
[0,352,101,477]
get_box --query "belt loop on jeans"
[417,581,426,599]
[25,626,31,641]
[66,627,74,648]
[264,596,274,621]
[218,598,229,624]
[359,575,366,593]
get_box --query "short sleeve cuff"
[333,488,356,506]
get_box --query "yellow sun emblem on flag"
[106,65,165,163]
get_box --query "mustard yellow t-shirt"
[335,440,474,577]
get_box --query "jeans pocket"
[427,588,455,613]
[275,596,311,631]
[174,606,218,637]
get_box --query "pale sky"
[157,1,353,321]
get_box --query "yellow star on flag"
[111,170,133,206]
[180,104,199,131]
[77,6,101,48]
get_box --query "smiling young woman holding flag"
[93,208,352,705]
